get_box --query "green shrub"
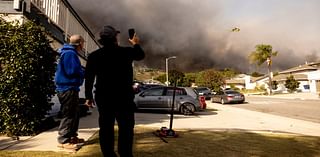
[272,81,278,90]
[285,75,300,93]
[0,19,56,136]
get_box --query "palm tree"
[249,44,278,95]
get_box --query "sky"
[69,0,320,73]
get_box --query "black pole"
[169,81,176,130]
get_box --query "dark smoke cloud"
[68,0,320,73]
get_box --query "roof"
[225,79,245,84]
[272,74,308,81]
[307,61,320,67]
[235,74,249,78]
[279,64,318,74]
[251,75,268,82]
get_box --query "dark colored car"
[211,90,245,104]
[194,87,213,100]
[134,86,202,115]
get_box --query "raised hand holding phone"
[128,28,135,39]
[128,28,139,45]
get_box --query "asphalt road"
[223,96,320,123]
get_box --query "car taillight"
[199,96,206,109]
[227,96,234,100]
[200,96,205,101]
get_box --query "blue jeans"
[57,90,80,144]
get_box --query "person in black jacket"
[85,25,145,157]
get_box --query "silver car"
[211,90,245,104]
[134,86,202,115]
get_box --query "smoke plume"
[68,0,320,73]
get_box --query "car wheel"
[220,98,225,105]
[180,103,195,115]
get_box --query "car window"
[193,89,200,94]
[143,88,163,96]
[195,87,208,92]
[225,90,239,94]
[165,88,186,96]
[191,88,199,95]
[199,87,209,91]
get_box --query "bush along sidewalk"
[0,18,57,137]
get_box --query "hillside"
[134,68,164,82]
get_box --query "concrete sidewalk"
[0,108,99,152]
[1,99,320,152]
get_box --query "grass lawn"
[1,126,320,157]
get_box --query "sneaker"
[57,142,81,150]
[70,136,85,144]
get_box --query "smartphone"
[128,28,135,39]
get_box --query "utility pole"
[165,56,177,86]
[267,57,273,95]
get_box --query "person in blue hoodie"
[55,34,85,150]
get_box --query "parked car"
[133,81,145,93]
[211,90,245,104]
[193,87,213,100]
[139,84,164,91]
[133,81,164,94]
[134,86,202,115]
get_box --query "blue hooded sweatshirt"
[55,44,84,92]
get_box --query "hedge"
[0,18,56,136]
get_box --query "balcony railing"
[30,0,98,56]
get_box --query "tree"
[0,19,56,136]
[285,75,300,93]
[180,73,197,87]
[155,71,197,87]
[155,74,166,84]
[195,69,224,92]
[221,68,238,80]
[249,44,278,95]
[168,70,185,86]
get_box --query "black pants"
[96,99,135,157]
[57,90,80,144]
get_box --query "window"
[225,90,239,94]
[166,88,186,96]
[303,85,310,90]
[143,88,163,96]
